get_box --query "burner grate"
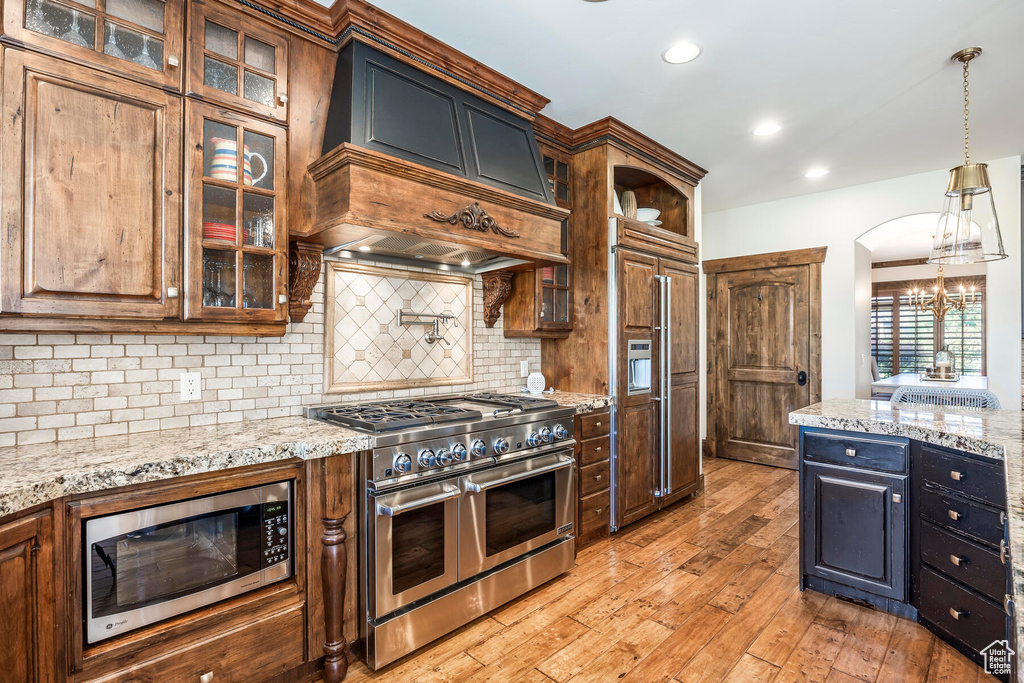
[317,400,483,432]
[465,393,559,411]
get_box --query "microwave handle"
[376,487,460,518]
[464,455,574,494]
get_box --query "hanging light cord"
[963,59,971,165]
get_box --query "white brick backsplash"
[0,264,540,445]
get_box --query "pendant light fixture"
[929,47,1007,264]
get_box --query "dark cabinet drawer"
[579,411,610,439]
[580,461,610,497]
[579,490,610,537]
[579,435,610,466]
[920,485,1004,547]
[920,446,1006,508]
[918,566,1006,656]
[920,521,1007,603]
[803,430,907,473]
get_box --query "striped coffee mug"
[209,137,268,186]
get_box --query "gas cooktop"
[312,393,560,433]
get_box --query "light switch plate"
[520,360,529,378]
[180,372,201,401]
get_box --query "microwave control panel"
[261,500,290,567]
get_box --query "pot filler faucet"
[398,310,459,346]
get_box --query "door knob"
[797,370,808,386]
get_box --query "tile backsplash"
[0,261,540,446]
[326,262,473,393]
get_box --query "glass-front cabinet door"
[185,101,287,323]
[187,0,288,122]
[3,0,184,89]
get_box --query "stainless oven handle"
[375,488,461,518]
[464,456,574,494]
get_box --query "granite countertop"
[790,399,1024,680]
[0,390,611,520]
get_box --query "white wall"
[871,262,986,283]
[853,243,873,398]
[701,155,1022,410]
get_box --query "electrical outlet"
[180,372,201,401]
[520,360,530,378]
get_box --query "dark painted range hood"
[300,42,569,272]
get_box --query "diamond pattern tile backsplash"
[327,262,473,393]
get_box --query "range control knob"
[553,424,568,440]
[539,426,553,443]
[470,440,487,457]
[394,453,412,473]
[436,448,453,466]
[418,449,435,468]
[452,443,468,460]
[277,526,287,536]
[527,432,543,447]
[494,438,510,455]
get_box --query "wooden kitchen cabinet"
[185,100,288,323]
[1,48,182,320]
[0,508,58,683]
[504,140,573,338]
[2,0,184,90]
[187,0,289,122]
[575,409,611,548]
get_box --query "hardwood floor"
[343,458,997,683]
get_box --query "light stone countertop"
[0,391,611,520]
[790,399,1024,681]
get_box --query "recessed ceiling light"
[358,245,371,252]
[805,167,829,179]
[415,255,424,259]
[752,123,781,137]
[461,259,471,267]
[662,41,702,64]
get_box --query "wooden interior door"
[615,249,660,529]
[707,249,825,469]
[0,50,181,319]
[660,258,702,505]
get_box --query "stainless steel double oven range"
[310,393,576,669]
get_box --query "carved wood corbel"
[482,270,514,328]
[289,241,325,322]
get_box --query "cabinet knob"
[278,294,287,304]
[948,607,965,620]
[594,421,602,428]
[949,554,965,567]
[593,446,602,452]
[167,286,179,298]
[948,509,961,521]
[278,93,289,105]
[950,470,964,481]
[168,55,179,68]
[845,448,856,457]
[199,673,214,683]
[891,493,902,503]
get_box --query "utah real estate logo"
[981,639,1014,676]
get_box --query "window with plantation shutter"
[870,276,985,378]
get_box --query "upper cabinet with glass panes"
[4,0,184,89]
[187,0,289,122]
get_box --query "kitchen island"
[791,399,1023,681]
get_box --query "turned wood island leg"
[320,517,348,682]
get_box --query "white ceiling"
[858,213,938,262]
[323,0,1024,212]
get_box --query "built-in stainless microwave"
[84,481,292,643]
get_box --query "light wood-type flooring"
[344,458,998,683]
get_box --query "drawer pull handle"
[1000,511,1007,526]
[594,422,603,428]
[594,446,603,452]
[594,508,603,515]
[948,510,961,521]
[845,448,856,457]
[949,607,965,620]
[199,673,214,683]
[950,470,964,481]
[595,474,603,480]
[950,554,965,567]
[1001,538,1008,565]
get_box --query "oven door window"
[485,471,556,557]
[391,502,447,594]
[90,506,260,618]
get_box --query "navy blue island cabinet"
[798,426,1014,681]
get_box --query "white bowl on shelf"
[636,208,661,222]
